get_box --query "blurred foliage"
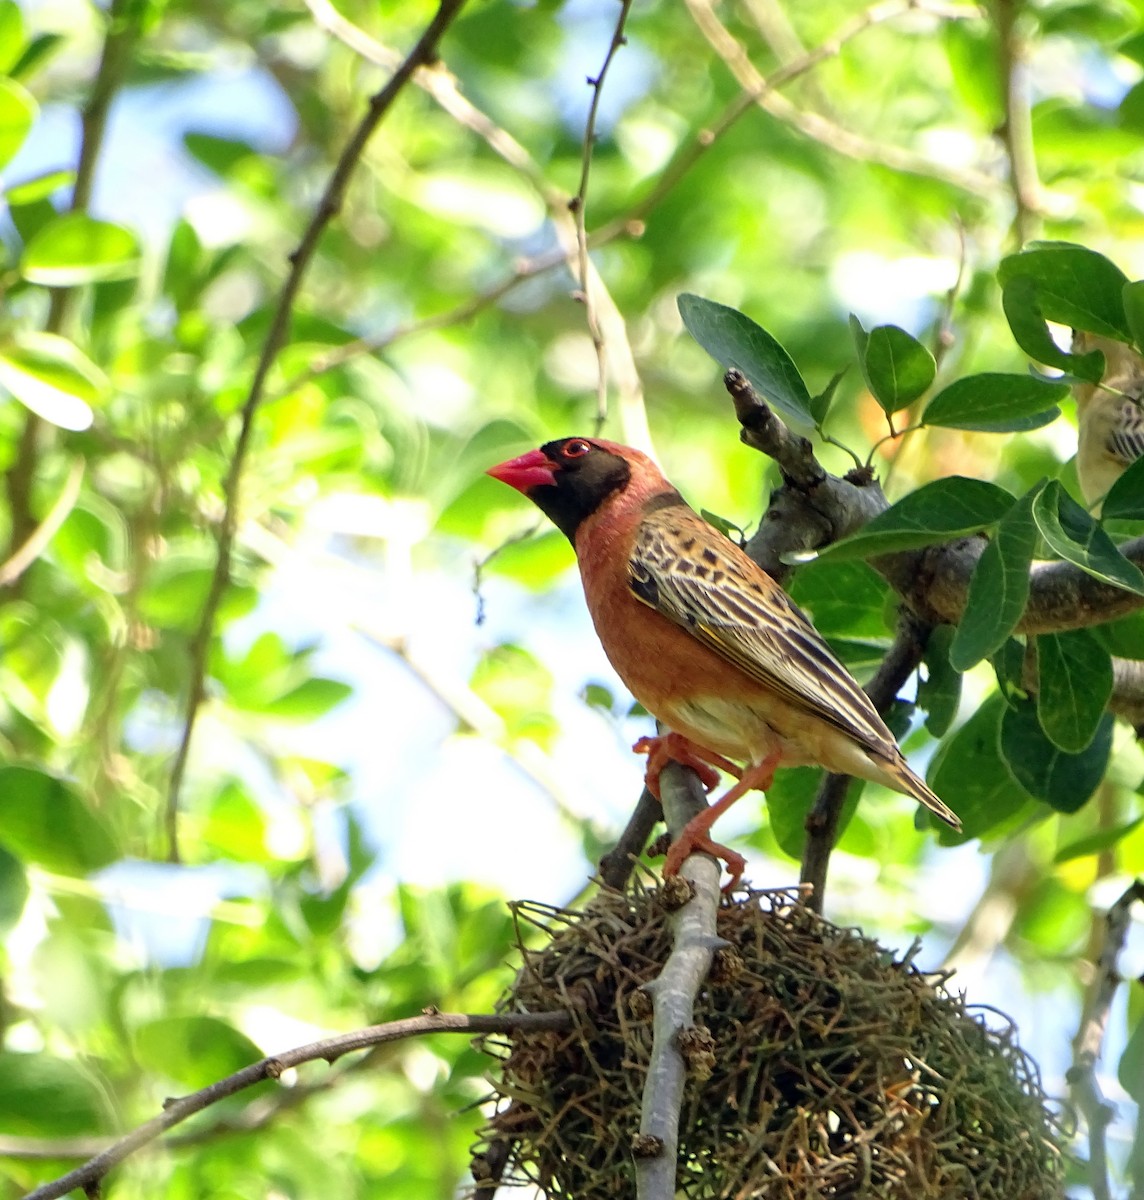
[4,0,1144,1194]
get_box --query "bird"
[486,436,960,887]
[1072,331,1144,511]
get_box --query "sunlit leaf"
[678,294,814,432]
[0,331,107,430]
[0,75,35,170]
[135,1016,264,1091]
[0,767,117,874]
[22,212,141,285]
[0,844,28,934]
[1055,817,1144,863]
[0,1053,109,1135]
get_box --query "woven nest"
[473,885,1064,1199]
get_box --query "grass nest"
[472,885,1064,1199]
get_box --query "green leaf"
[1055,817,1144,864]
[22,212,141,286]
[823,477,1014,560]
[5,168,73,206]
[809,367,846,424]
[0,331,108,430]
[135,1016,264,1091]
[949,484,1039,670]
[1031,480,1144,594]
[0,2,26,74]
[998,241,1132,341]
[1000,700,1111,812]
[1092,610,1144,659]
[0,75,35,170]
[765,766,855,860]
[918,625,962,737]
[261,678,353,720]
[0,767,118,874]
[1001,275,1105,383]
[1123,280,1144,355]
[1036,629,1114,752]
[1102,452,1144,520]
[0,1053,109,1135]
[859,323,936,414]
[699,508,744,543]
[991,637,1028,705]
[1119,1016,1144,1102]
[9,31,64,80]
[678,294,814,432]
[923,373,1067,432]
[787,559,891,639]
[927,694,1035,841]
[0,844,28,934]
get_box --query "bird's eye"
[563,440,592,459]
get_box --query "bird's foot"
[663,824,746,893]
[633,732,739,799]
[659,751,782,891]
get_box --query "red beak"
[486,448,558,493]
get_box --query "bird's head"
[486,436,637,541]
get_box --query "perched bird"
[487,437,960,886]
[1072,331,1144,511]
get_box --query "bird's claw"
[633,732,738,798]
[662,829,745,894]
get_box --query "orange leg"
[632,731,741,799]
[663,751,782,892]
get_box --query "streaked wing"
[629,507,897,758]
[1108,399,1144,466]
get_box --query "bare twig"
[572,0,634,432]
[598,787,664,890]
[635,762,726,1200]
[20,1010,571,1200]
[1067,879,1144,1200]
[726,369,825,490]
[799,610,934,913]
[164,0,469,862]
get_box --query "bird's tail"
[883,754,961,831]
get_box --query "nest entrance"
[475,886,1063,1199]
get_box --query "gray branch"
[634,763,727,1200]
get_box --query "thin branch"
[20,1010,571,1200]
[0,459,84,587]
[1067,879,1144,1200]
[1,0,139,592]
[572,0,634,432]
[799,610,934,914]
[635,762,725,1200]
[163,0,469,862]
[598,787,664,890]
[725,368,825,490]
[995,0,1041,244]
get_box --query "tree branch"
[163,0,469,862]
[1067,879,1144,1200]
[635,763,726,1200]
[799,610,934,914]
[20,1010,571,1200]
[598,787,664,891]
